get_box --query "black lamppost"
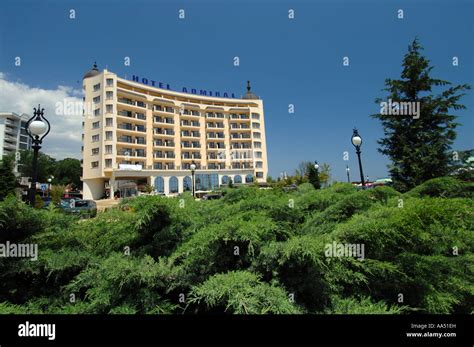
[25,105,51,206]
[351,128,365,187]
[346,165,351,183]
[48,176,54,199]
[190,160,197,198]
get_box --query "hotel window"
[254,141,262,149]
[252,113,260,120]
[106,91,113,100]
[93,96,101,103]
[94,108,100,116]
[93,83,100,91]
[256,172,264,178]
[252,122,260,129]
[91,161,99,169]
[106,118,113,127]
[92,134,99,142]
[105,105,113,113]
[92,121,100,129]
[165,106,174,113]
[105,145,113,154]
[255,151,262,159]
[91,147,99,155]
[106,78,114,87]
[256,161,263,169]
[105,159,112,168]
[105,131,113,141]
[253,132,261,139]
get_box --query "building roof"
[242,80,259,100]
[83,62,100,79]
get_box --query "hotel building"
[81,64,268,199]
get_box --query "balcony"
[206,122,224,129]
[118,124,146,132]
[231,144,252,149]
[117,97,146,108]
[153,116,174,125]
[117,150,146,157]
[154,140,175,148]
[207,143,225,150]
[118,110,147,122]
[181,131,200,138]
[207,133,225,139]
[153,106,174,114]
[230,114,250,121]
[207,154,224,160]
[180,121,200,127]
[117,137,146,145]
[206,112,225,119]
[231,134,252,140]
[154,129,175,136]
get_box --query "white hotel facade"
[81,64,268,199]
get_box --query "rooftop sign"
[131,75,236,99]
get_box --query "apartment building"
[81,64,268,199]
[0,112,32,163]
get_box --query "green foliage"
[405,176,470,198]
[65,253,176,314]
[0,156,17,200]
[54,158,82,188]
[0,177,472,314]
[12,150,56,184]
[0,196,44,243]
[372,39,471,192]
[307,163,321,189]
[326,296,406,314]
[7,151,81,188]
[51,185,65,205]
[188,271,301,314]
[34,194,44,209]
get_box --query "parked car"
[59,199,97,218]
[62,191,83,200]
[201,193,222,200]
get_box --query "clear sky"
[0,0,472,181]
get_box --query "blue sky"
[0,0,472,181]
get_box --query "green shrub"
[171,211,281,286]
[0,196,44,243]
[326,296,406,314]
[65,253,176,314]
[405,177,468,198]
[187,271,301,314]
[332,197,474,313]
[253,235,367,312]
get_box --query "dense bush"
[187,271,300,314]
[405,176,471,198]
[0,178,472,314]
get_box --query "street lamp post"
[47,176,54,199]
[25,105,51,206]
[346,165,351,183]
[351,128,365,187]
[190,161,197,198]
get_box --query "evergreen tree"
[372,39,470,192]
[307,163,321,189]
[0,157,18,199]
